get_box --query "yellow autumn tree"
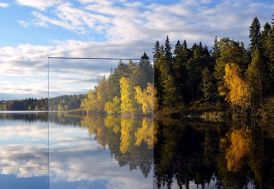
[80,90,97,113]
[222,64,251,109]
[120,77,136,113]
[104,96,120,115]
[81,78,110,113]
[135,83,158,114]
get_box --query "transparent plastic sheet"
[48,57,155,189]
[0,60,49,188]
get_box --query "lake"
[0,112,273,189]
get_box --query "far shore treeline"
[1,16,274,117]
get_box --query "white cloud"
[31,3,111,34]
[0,2,9,8]
[17,20,29,27]
[0,120,154,188]
[23,0,274,46]
[0,39,147,99]
[2,0,274,99]
[16,0,63,10]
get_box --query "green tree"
[249,17,262,52]
[214,38,248,98]
[267,16,274,93]
[131,53,153,89]
[246,48,264,105]
[201,67,215,100]
[173,40,189,104]
[153,41,163,105]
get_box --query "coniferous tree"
[153,41,163,105]
[261,22,271,56]
[214,38,248,98]
[164,36,173,62]
[247,48,264,105]
[249,17,262,53]
[173,40,185,104]
[267,16,274,93]
[201,67,215,100]
[159,36,177,106]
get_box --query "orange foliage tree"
[222,64,251,109]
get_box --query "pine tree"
[268,15,274,93]
[212,37,220,59]
[246,48,264,105]
[173,40,184,104]
[201,67,215,100]
[269,15,274,61]
[164,36,172,62]
[154,37,177,107]
[162,74,177,106]
[261,22,271,55]
[249,17,262,53]
[214,38,248,98]
[153,41,163,105]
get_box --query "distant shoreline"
[0,111,50,113]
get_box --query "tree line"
[154,16,273,111]
[81,16,274,115]
[0,94,84,111]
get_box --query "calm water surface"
[0,113,273,189]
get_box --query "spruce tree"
[201,67,215,100]
[261,22,271,55]
[267,15,274,95]
[173,40,184,104]
[249,17,262,53]
[153,41,163,105]
[246,48,264,105]
[164,36,173,62]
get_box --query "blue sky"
[0,0,273,100]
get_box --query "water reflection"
[0,114,48,189]
[0,113,273,189]
[49,114,155,189]
[154,118,274,189]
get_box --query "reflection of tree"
[2,113,274,188]
[135,118,157,149]
[216,126,252,189]
[80,115,107,148]
[248,125,274,189]
[104,115,120,133]
[154,118,220,189]
[79,115,154,178]
[225,128,251,172]
[154,118,274,189]
[120,118,135,153]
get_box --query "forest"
[80,16,274,117]
[1,16,273,117]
